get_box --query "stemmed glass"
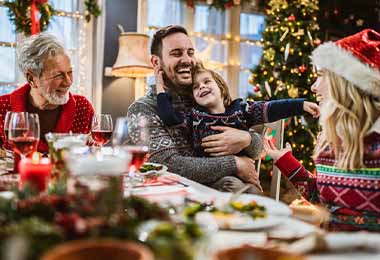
[112,116,150,188]
[8,112,40,159]
[91,114,113,147]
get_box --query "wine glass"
[112,116,150,189]
[8,112,40,159]
[91,114,113,147]
[3,111,14,149]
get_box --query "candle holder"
[19,153,52,193]
[45,133,88,182]
[66,147,131,215]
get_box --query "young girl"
[156,64,319,157]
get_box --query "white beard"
[42,89,70,105]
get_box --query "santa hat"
[311,29,380,98]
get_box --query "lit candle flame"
[32,152,40,164]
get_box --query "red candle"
[19,153,51,192]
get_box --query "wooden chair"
[253,119,285,201]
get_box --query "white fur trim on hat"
[311,42,380,98]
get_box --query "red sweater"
[0,83,94,153]
[276,132,380,231]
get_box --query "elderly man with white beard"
[0,33,94,153]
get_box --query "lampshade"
[111,33,153,78]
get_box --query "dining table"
[1,163,380,260]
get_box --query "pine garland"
[3,0,102,36]
[4,0,55,36]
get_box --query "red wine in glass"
[91,130,113,146]
[12,137,38,156]
[127,146,149,170]
[4,129,9,142]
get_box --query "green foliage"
[84,0,101,22]
[250,0,320,177]
[4,0,55,36]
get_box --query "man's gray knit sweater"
[127,86,262,184]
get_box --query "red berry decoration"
[288,14,296,21]
[298,65,307,73]
[254,85,260,92]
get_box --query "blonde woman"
[264,29,380,231]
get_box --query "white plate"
[216,193,292,217]
[196,212,284,231]
[139,162,168,176]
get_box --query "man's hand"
[303,101,320,118]
[263,138,292,162]
[235,156,262,191]
[154,67,166,93]
[201,126,251,156]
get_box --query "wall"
[102,0,138,119]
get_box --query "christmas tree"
[250,0,321,179]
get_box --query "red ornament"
[186,0,194,8]
[254,85,260,92]
[224,1,234,8]
[37,0,48,4]
[298,65,307,73]
[313,38,321,45]
[288,14,296,21]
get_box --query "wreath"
[3,0,101,36]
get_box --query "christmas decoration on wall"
[4,0,55,35]
[4,0,101,35]
[84,0,101,22]
[249,0,321,177]
[183,0,253,11]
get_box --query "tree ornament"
[288,14,296,21]
[248,74,255,85]
[264,81,272,97]
[298,65,307,73]
[268,0,288,10]
[206,0,214,5]
[254,85,260,92]
[313,38,321,45]
[284,42,290,61]
[264,48,276,61]
[280,27,289,42]
[288,87,299,98]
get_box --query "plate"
[139,163,168,176]
[196,212,284,231]
[216,193,291,217]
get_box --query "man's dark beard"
[162,69,192,96]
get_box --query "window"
[0,0,92,97]
[193,4,228,78]
[0,5,17,95]
[239,13,265,98]
[141,0,266,98]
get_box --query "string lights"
[145,25,262,69]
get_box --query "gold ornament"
[268,0,288,10]
[264,48,276,61]
[288,87,299,98]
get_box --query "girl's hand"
[263,138,292,162]
[303,101,320,118]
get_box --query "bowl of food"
[41,240,154,260]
